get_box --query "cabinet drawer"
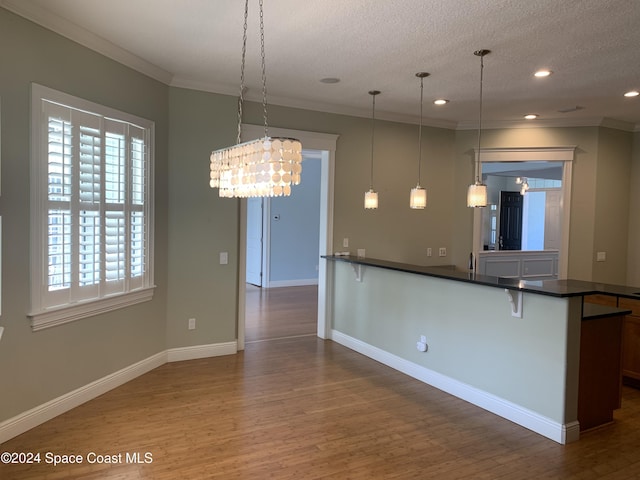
[619,297,640,317]
[584,294,617,307]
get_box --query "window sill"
[28,287,156,331]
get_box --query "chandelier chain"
[259,0,269,137]
[237,0,249,144]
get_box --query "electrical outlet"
[343,237,349,248]
[188,318,196,330]
[357,248,366,258]
[219,252,228,265]
[439,247,447,257]
[427,248,432,257]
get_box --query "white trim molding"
[267,279,319,288]
[28,287,155,331]
[167,341,237,362]
[330,330,579,444]
[0,341,237,444]
[237,126,338,351]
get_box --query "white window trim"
[29,84,155,330]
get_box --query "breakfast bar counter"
[323,255,636,443]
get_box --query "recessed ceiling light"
[320,77,340,84]
[433,99,449,105]
[524,114,539,120]
[534,69,552,78]
[624,90,639,97]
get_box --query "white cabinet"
[477,250,559,279]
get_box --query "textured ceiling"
[4,0,640,129]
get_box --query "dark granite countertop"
[323,255,640,299]
[582,303,632,320]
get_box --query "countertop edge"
[323,255,640,299]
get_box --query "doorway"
[499,191,523,250]
[472,146,576,278]
[245,153,323,289]
[237,125,339,350]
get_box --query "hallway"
[245,284,318,342]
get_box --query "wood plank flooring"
[244,284,317,342]
[2,288,640,478]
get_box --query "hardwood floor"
[244,284,318,342]
[3,294,640,478]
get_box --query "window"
[29,84,154,330]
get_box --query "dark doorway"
[499,191,523,250]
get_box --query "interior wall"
[165,90,459,350]
[269,157,321,285]
[627,131,640,287]
[453,127,603,280]
[166,87,239,348]
[593,127,633,284]
[0,9,169,423]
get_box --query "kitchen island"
[324,255,636,443]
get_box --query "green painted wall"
[331,261,582,424]
[453,126,634,283]
[0,9,169,422]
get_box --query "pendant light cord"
[475,51,486,183]
[236,0,269,143]
[417,76,424,185]
[370,93,376,189]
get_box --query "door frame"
[237,125,339,350]
[472,146,575,279]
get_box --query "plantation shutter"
[39,97,151,309]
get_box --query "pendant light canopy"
[365,90,381,209]
[410,72,429,209]
[467,49,490,208]
[209,0,302,198]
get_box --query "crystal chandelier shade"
[210,136,302,198]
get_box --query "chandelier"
[209,0,302,198]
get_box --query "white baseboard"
[267,279,318,288]
[330,329,577,444]
[167,341,237,362]
[0,341,237,445]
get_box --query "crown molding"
[1,0,174,85]
[171,76,457,130]
[457,116,637,132]
[4,0,638,134]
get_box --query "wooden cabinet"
[578,312,624,431]
[618,297,640,386]
[585,295,640,387]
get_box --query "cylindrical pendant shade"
[467,183,487,208]
[364,189,378,209]
[410,185,427,209]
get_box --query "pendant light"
[410,72,429,209]
[209,0,302,198]
[364,90,381,209]
[467,49,490,208]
